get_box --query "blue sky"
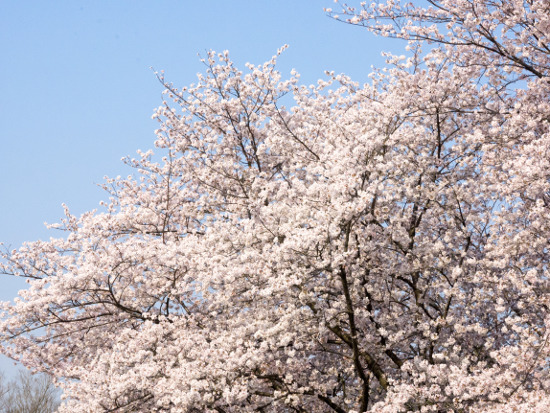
[0,1,399,376]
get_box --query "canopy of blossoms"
[2,1,550,411]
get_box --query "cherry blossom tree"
[1,1,550,411]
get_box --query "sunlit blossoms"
[1,1,550,411]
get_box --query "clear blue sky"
[0,0,398,376]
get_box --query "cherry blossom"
[1,1,550,411]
